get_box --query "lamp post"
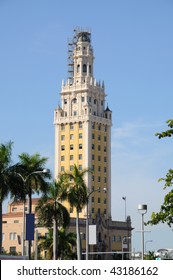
[86,187,106,260]
[145,240,153,253]
[16,169,49,258]
[138,204,147,260]
[122,236,131,260]
[122,197,126,221]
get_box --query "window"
[104,146,107,152]
[98,197,101,203]
[79,154,82,160]
[61,145,65,151]
[92,154,95,160]
[79,144,82,149]
[64,99,67,104]
[79,133,82,139]
[98,145,101,151]
[81,96,85,102]
[104,177,107,183]
[70,165,74,171]
[79,122,82,129]
[104,167,107,173]
[79,165,82,170]
[117,236,122,242]
[72,98,77,104]
[104,198,107,204]
[92,133,95,139]
[2,233,5,241]
[104,136,107,142]
[70,155,74,160]
[98,176,101,182]
[92,144,95,150]
[61,124,65,131]
[112,235,116,242]
[61,166,64,172]
[70,123,74,130]
[77,64,80,72]
[74,111,77,116]
[61,135,65,141]
[12,207,17,212]
[70,134,74,140]
[92,175,94,181]
[9,232,17,240]
[104,157,107,162]
[98,124,101,130]
[92,197,94,203]
[92,208,94,213]
[83,64,87,73]
[70,144,74,150]
[98,166,101,172]
[98,135,101,141]
[14,220,19,224]
[94,99,97,104]
[89,65,91,73]
[92,122,95,129]
[98,156,101,161]
[61,156,65,161]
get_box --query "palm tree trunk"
[0,201,2,254]
[53,218,58,260]
[76,210,81,260]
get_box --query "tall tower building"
[54,29,112,220]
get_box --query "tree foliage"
[147,120,173,227]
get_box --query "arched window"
[77,64,80,72]
[83,64,87,73]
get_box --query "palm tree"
[36,179,70,259]
[65,164,91,260]
[15,152,51,259]
[0,141,24,254]
[58,227,76,259]
[38,228,76,260]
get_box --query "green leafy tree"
[147,120,173,227]
[0,141,24,254]
[64,164,91,260]
[15,152,51,259]
[36,179,70,259]
[38,228,76,260]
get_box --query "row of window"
[61,143,83,151]
[61,133,107,143]
[61,154,83,161]
[61,133,83,141]
[91,155,107,162]
[91,197,107,204]
[61,165,83,172]
[92,175,107,183]
[112,235,128,242]
[92,144,107,152]
[61,122,108,133]
[64,97,104,106]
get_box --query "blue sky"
[1,0,173,252]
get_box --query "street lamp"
[122,236,131,260]
[15,168,50,258]
[145,240,153,253]
[138,204,147,260]
[86,187,107,260]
